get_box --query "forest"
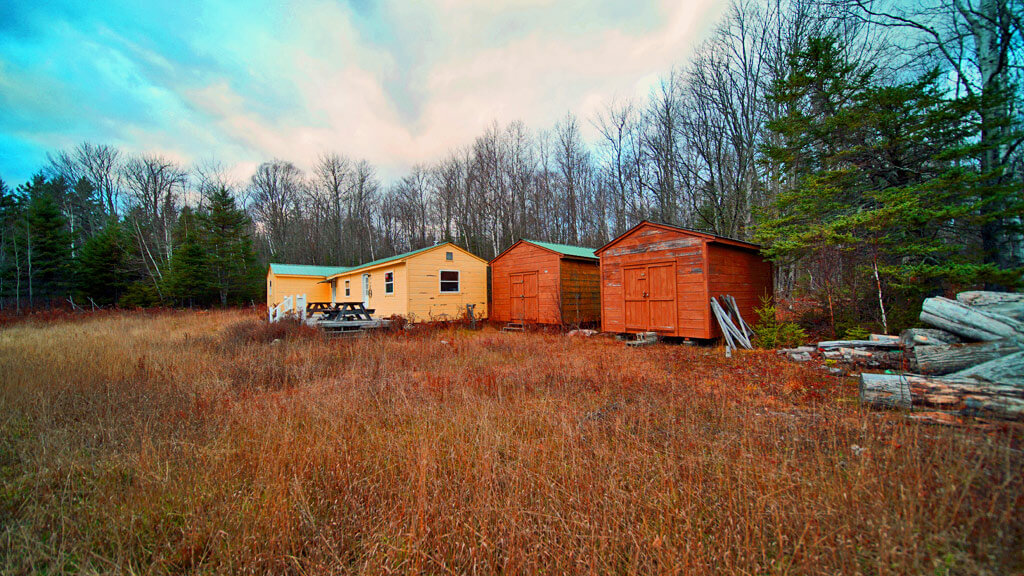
[1,0,1021,335]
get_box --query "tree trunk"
[956,291,1024,320]
[900,328,963,349]
[914,339,1023,375]
[920,297,1024,341]
[859,373,1024,420]
[949,350,1024,385]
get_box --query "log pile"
[859,291,1024,421]
[779,334,904,370]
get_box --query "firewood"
[956,291,1024,320]
[914,339,1023,375]
[859,373,1024,421]
[919,297,1024,341]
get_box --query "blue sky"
[0,0,726,186]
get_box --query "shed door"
[647,263,677,332]
[510,272,538,323]
[624,266,649,331]
[623,262,677,332]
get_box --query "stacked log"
[859,291,1024,421]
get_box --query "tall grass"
[1,310,1021,574]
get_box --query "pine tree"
[19,174,73,306]
[0,178,24,310]
[77,219,132,306]
[200,186,261,306]
[165,207,214,306]
[758,36,1022,333]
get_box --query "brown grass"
[1,309,1021,575]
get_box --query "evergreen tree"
[0,178,25,310]
[18,174,73,306]
[164,207,214,306]
[758,36,1022,333]
[200,186,262,305]
[77,219,132,306]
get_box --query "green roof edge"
[522,239,598,260]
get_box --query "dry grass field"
[1,309,1022,575]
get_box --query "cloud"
[0,0,726,186]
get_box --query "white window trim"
[344,280,350,297]
[384,270,395,295]
[439,269,460,294]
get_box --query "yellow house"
[267,243,488,321]
[266,263,350,310]
[323,242,488,321]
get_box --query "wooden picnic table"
[307,301,376,322]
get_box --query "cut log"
[914,339,1024,375]
[817,339,901,350]
[949,350,1024,386]
[859,373,1024,420]
[869,334,900,344]
[900,328,962,349]
[956,291,1024,320]
[920,297,1024,341]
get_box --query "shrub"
[118,281,162,308]
[841,325,871,340]
[221,316,321,347]
[753,295,808,349]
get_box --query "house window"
[440,270,460,293]
[345,280,350,297]
[385,271,394,294]
[446,251,453,261]
[268,279,272,296]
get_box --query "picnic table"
[307,301,376,322]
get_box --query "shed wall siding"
[490,243,561,323]
[559,259,601,325]
[405,248,488,321]
[332,265,409,317]
[707,244,773,337]
[267,272,332,309]
[599,224,708,338]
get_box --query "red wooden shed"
[595,221,772,339]
[490,240,600,326]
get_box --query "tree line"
[1,0,1020,334]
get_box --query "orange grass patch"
[1,309,1021,574]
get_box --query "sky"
[0,0,727,187]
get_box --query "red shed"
[490,240,600,326]
[596,221,772,339]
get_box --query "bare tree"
[312,153,352,262]
[122,154,187,288]
[249,160,304,261]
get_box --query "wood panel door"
[510,272,539,323]
[623,266,649,331]
[623,262,676,332]
[646,262,677,332]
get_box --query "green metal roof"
[269,263,351,277]
[523,239,598,260]
[326,244,450,278]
